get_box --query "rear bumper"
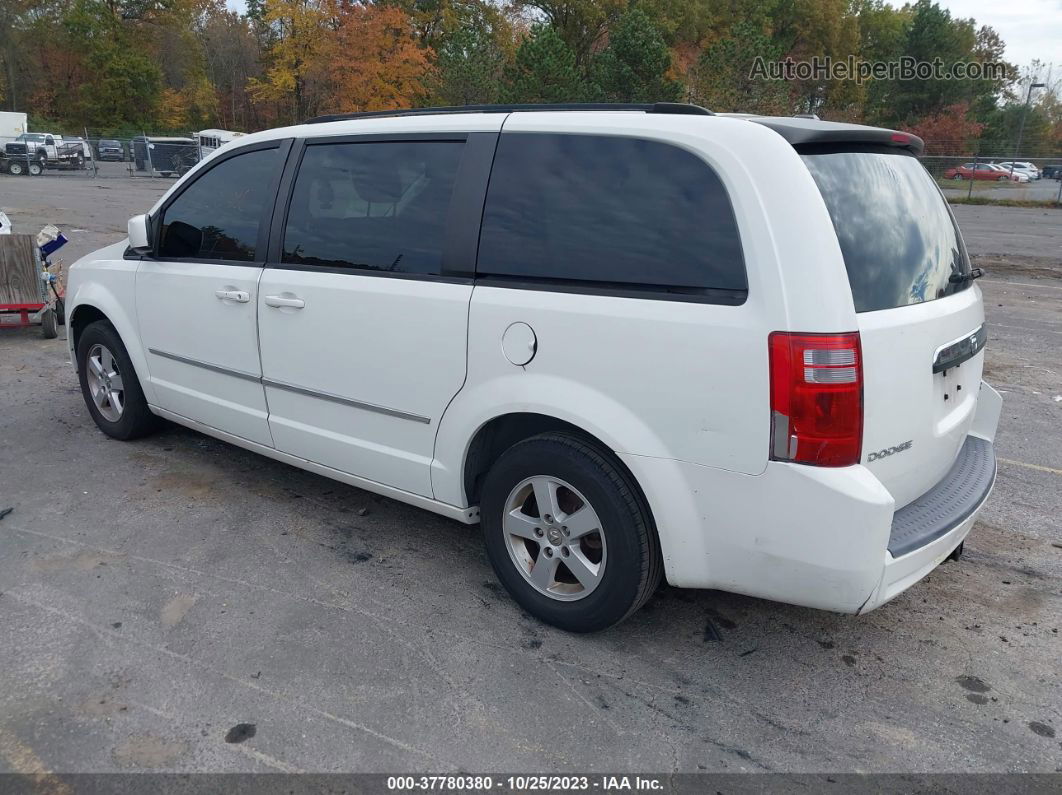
[619,381,1002,613]
[859,435,995,613]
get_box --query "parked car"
[987,163,1029,183]
[944,162,1021,181]
[1038,164,1061,180]
[65,105,1000,632]
[96,139,125,161]
[996,161,1040,180]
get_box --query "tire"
[8,160,24,176]
[54,297,65,326]
[41,309,57,339]
[952,174,963,181]
[480,433,662,632]
[76,154,85,169]
[28,160,43,176]
[76,320,160,440]
[997,175,1007,182]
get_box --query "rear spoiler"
[749,117,925,155]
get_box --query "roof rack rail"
[305,102,713,124]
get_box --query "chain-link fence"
[0,130,209,181]
[3,125,1060,203]
[922,152,1062,204]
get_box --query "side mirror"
[128,214,152,254]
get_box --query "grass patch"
[946,196,1061,208]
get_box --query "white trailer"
[194,128,245,157]
[0,111,28,143]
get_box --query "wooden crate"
[0,234,40,306]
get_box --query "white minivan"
[66,103,1000,632]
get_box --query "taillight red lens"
[768,332,863,467]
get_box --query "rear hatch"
[801,146,985,509]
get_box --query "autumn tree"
[902,102,984,154]
[591,7,681,103]
[323,2,431,113]
[247,0,334,123]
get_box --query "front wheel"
[997,175,1008,182]
[481,433,661,632]
[952,173,963,181]
[76,320,160,440]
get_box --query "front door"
[257,132,497,497]
[136,141,289,446]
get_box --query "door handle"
[215,289,250,303]
[264,294,305,309]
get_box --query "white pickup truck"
[2,132,87,174]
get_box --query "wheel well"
[464,413,622,507]
[70,305,110,357]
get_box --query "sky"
[944,0,1061,72]
[224,0,1060,72]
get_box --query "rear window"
[477,133,746,299]
[801,149,970,313]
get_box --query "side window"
[477,133,746,294]
[158,147,280,261]
[282,140,463,275]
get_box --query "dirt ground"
[0,174,1060,775]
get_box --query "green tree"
[516,0,626,67]
[592,7,681,103]
[64,0,163,128]
[431,1,512,105]
[692,21,789,114]
[500,24,589,103]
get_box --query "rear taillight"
[768,332,863,467]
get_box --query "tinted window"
[477,134,746,294]
[282,141,463,275]
[158,147,279,261]
[801,149,970,313]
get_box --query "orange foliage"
[324,2,432,113]
[903,103,985,155]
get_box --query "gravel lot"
[1,175,1060,775]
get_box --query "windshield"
[801,148,971,313]
[18,133,45,142]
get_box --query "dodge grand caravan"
[66,103,1001,632]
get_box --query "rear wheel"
[952,173,963,180]
[28,160,43,176]
[40,309,57,339]
[76,321,160,440]
[481,433,661,632]
[8,160,24,176]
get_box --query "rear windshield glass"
[801,149,970,313]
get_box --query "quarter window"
[282,141,463,275]
[476,133,747,295]
[158,147,280,261]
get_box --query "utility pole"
[1012,80,1045,176]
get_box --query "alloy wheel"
[86,343,125,422]
[502,475,607,601]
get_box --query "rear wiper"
[949,267,984,284]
